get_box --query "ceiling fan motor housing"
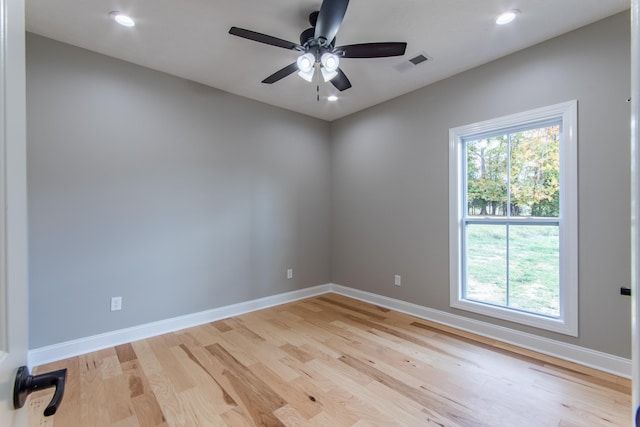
[300,28,336,58]
[300,27,317,47]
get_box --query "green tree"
[509,126,560,217]
[467,125,559,217]
[467,138,507,216]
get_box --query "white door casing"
[0,0,29,425]
[632,0,640,423]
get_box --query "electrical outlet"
[287,269,293,279]
[394,275,401,287]
[110,296,122,311]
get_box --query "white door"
[0,0,29,425]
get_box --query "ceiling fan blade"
[314,0,350,45]
[330,68,352,91]
[262,62,299,84]
[229,27,301,50]
[335,42,407,58]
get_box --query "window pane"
[466,137,508,217]
[508,225,560,317]
[465,223,507,306]
[509,125,560,217]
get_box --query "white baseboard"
[328,284,631,379]
[29,282,631,379]
[28,284,331,367]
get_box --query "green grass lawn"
[465,224,560,317]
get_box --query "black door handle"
[13,365,67,416]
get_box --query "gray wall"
[331,12,632,358]
[26,34,332,348]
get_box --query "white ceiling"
[26,0,629,121]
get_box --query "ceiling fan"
[229,0,407,91]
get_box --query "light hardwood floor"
[29,293,631,426]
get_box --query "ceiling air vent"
[409,54,429,65]
[394,52,431,72]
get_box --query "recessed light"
[496,9,520,25]
[327,95,338,102]
[110,11,136,27]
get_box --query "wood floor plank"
[248,362,324,421]
[210,320,233,333]
[206,343,287,426]
[111,415,142,427]
[273,405,313,427]
[177,387,227,426]
[182,324,222,347]
[130,340,163,375]
[131,392,167,427]
[115,343,138,364]
[121,359,167,427]
[171,345,238,415]
[103,373,137,423]
[339,353,490,427]
[314,296,388,321]
[218,329,300,383]
[146,336,195,393]
[306,358,428,426]
[144,371,195,427]
[308,410,342,427]
[29,294,631,426]
[80,354,112,427]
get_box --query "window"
[449,101,578,336]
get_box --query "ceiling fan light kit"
[297,53,315,73]
[228,0,407,92]
[321,67,339,83]
[298,69,315,82]
[321,52,340,82]
[322,53,339,70]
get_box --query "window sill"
[450,298,578,337]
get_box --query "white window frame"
[449,101,578,336]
